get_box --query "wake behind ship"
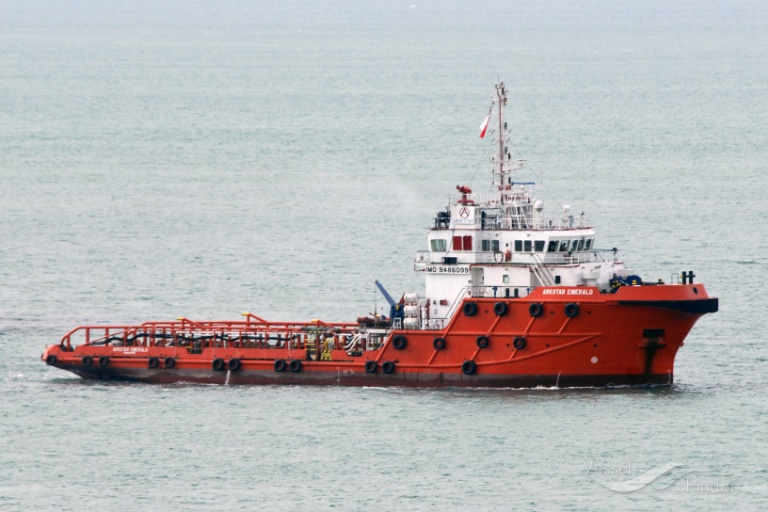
[42,83,718,387]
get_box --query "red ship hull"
[41,284,717,388]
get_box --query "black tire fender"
[392,335,407,350]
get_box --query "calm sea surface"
[1,1,767,510]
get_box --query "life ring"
[513,337,527,350]
[46,354,57,366]
[81,356,93,367]
[289,359,302,373]
[164,357,176,369]
[529,302,543,317]
[564,303,580,318]
[476,336,490,349]
[228,358,242,371]
[392,335,407,350]
[462,360,477,375]
[433,337,446,350]
[382,361,396,374]
[274,359,287,372]
[212,358,225,371]
[493,301,508,316]
[463,301,478,317]
[98,356,110,367]
[365,360,378,374]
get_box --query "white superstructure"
[412,83,633,327]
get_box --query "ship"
[41,83,718,388]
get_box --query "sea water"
[1,1,767,510]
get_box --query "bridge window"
[571,240,579,252]
[547,240,558,252]
[524,240,532,252]
[585,238,592,250]
[559,240,569,252]
[577,239,584,251]
[514,240,522,252]
[431,239,447,252]
[481,239,500,252]
[535,241,545,252]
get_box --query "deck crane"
[375,279,405,324]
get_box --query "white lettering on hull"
[541,288,595,296]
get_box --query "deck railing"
[415,249,613,266]
[58,315,360,352]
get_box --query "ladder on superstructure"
[531,254,556,286]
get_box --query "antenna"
[494,82,511,189]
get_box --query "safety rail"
[437,286,471,325]
[58,316,361,351]
[415,249,613,267]
[463,285,533,299]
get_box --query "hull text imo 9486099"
[42,83,718,387]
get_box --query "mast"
[495,82,509,190]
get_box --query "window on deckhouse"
[431,239,447,252]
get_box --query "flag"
[479,114,490,138]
